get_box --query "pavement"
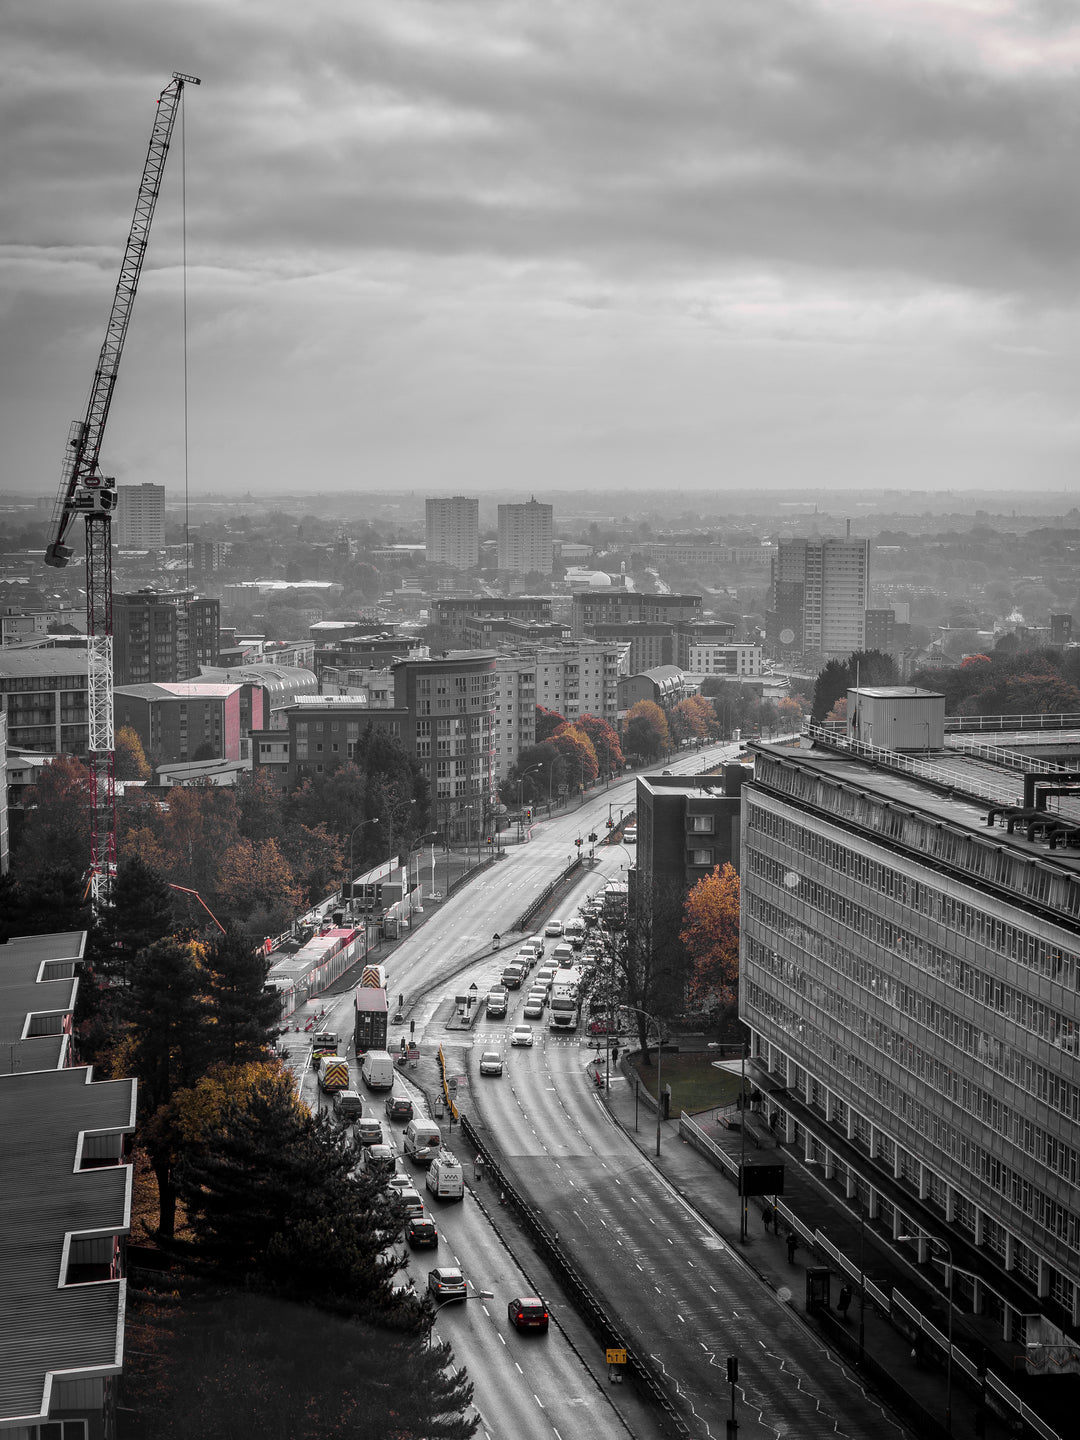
[593,1053,1054,1440]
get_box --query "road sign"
[606,1348,627,1365]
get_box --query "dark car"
[406,1215,439,1249]
[508,1296,549,1333]
[385,1094,414,1122]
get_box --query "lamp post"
[898,1232,954,1434]
[427,1285,494,1348]
[346,817,380,907]
[518,763,542,837]
[620,1004,663,1156]
[711,1042,749,1242]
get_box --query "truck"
[549,966,584,1031]
[354,986,389,1054]
[319,1056,350,1093]
[361,963,387,989]
[602,880,628,930]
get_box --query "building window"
[690,847,713,866]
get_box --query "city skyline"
[4,3,1080,501]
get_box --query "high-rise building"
[767,537,869,661]
[497,499,553,575]
[493,640,626,780]
[425,496,480,571]
[115,483,165,549]
[741,696,1080,1368]
[113,590,220,686]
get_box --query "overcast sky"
[4,1,1080,505]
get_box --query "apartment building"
[685,642,762,677]
[114,681,254,764]
[425,495,480,570]
[430,596,553,645]
[766,537,869,661]
[113,590,220,686]
[740,696,1080,1368]
[115,482,165,549]
[492,639,626,780]
[572,590,703,637]
[497,499,553,574]
[0,646,90,754]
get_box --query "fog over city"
[4,1,1080,499]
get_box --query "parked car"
[427,1267,467,1301]
[508,1296,549,1333]
[406,1215,439,1249]
[511,1024,534,1047]
[479,1051,504,1076]
[385,1093,414,1122]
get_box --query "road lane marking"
[533,1394,545,1409]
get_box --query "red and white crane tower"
[43,71,200,902]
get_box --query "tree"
[669,695,717,744]
[102,854,177,982]
[9,754,92,880]
[535,706,566,743]
[122,937,211,1239]
[549,723,599,788]
[624,700,670,760]
[203,926,282,1067]
[680,864,741,1009]
[593,880,692,1065]
[123,1290,478,1440]
[116,724,152,781]
[825,696,848,724]
[811,659,852,724]
[500,742,560,808]
[0,865,94,945]
[811,650,897,722]
[214,836,305,933]
[576,713,624,774]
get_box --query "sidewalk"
[598,1060,1040,1440]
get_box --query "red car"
[508,1296,549,1333]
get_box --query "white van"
[404,1118,442,1166]
[425,1151,464,1201]
[360,1049,395,1091]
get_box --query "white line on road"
[534,1394,545,1409]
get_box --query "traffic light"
[605,817,613,829]
[574,837,583,849]
[588,832,597,843]
[525,808,532,820]
[726,1356,738,1385]
[486,835,493,846]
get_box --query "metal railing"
[805,723,1021,805]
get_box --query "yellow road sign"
[606,1348,627,1365]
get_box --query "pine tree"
[101,853,177,984]
[204,925,282,1066]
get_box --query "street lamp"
[619,1004,663,1157]
[898,1231,954,1434]
[345,817,380,906]
[711,1043,749,1243]
[518,763,542,836]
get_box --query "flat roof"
[0,1066,136,1422]
[0,932,85,1076]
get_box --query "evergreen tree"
[811,658,851,723]
[101,854,177,984]
[204,925,282,1066]
[0,865,94,944]
[123,937,211,1239]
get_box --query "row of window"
[749,978,1080,1255]
[745,875,1079,1055]
[747,795,1080,985]
[753,758,1080,920]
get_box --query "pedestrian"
[837,1284,853,1319]
[762,1204,773,1233]
[786,1229,798,1264]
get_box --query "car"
[386,1172,413,1193]
[355,1117,383,1146]
[508,1296,549,1333]
[406,1215,439,1249]
[395,1185,426,1220]
[362,1142,396,1177]
[479,1051,504,1076]
[544,920,564,937]
[522,996,544,1020]
[427,1266,467,1301]
[385,1094,414,1122]
[511,1024,534,1047]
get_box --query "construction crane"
[43,71,200,902]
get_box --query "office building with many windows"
[740,709,1080,1365]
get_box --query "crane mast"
[43,71,200,901]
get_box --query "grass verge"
[626,1050,747,1115]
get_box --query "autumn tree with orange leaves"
[624,698,670,760]
[680,862,741,1008]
